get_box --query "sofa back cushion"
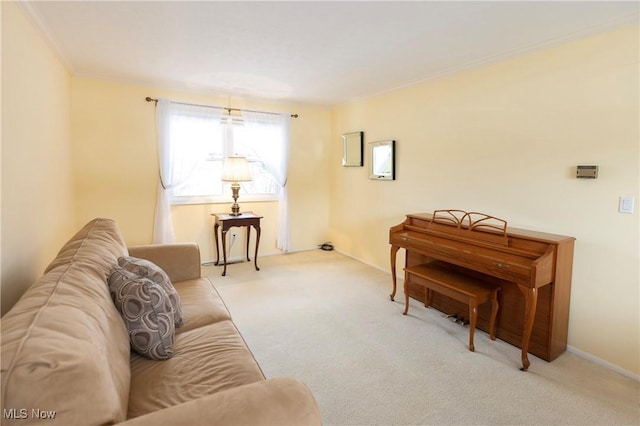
[1,218,132,425]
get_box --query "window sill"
[170,195,277,206]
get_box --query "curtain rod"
[145,97,298,118]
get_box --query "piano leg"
[390,245,400,301]
[517,285,539,371]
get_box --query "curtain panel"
[153,99,224,243]
[241,111,291,252]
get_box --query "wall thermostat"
[576,165,598,179]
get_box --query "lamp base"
[230,183,242,216]
[229,205,242,216]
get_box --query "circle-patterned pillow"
[118,256,183,328]
[108,267,175,360]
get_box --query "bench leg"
[425,288,433,308]
[468,302,479,352]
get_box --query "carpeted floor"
[204,250,639,425]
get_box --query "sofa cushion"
[109,267,175,360]
[127,320,265,418]
[121,378,322,426]
[1,218,131,425]
[173,277,232,334]
[118,256,184,328]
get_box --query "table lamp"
[221,156,252,216]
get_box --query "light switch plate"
[619,196,634,214]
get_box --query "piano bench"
[403,263,500,352]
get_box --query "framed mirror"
[341,131,363,167]
[369,140,395,180]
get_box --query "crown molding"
[16,0,75,73]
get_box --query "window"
[154,98,291,249]
[169,115,279,205]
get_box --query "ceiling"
[22,1,639,106]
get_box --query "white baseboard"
[334,248,394,276]
[567,345,639,382]
[201,246,314,265]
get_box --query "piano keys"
[389,210,575,370]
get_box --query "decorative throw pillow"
[108,267,175,360]
[118,256,183,328]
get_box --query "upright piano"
[389,210,575,370]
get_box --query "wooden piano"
[389,210,575,370]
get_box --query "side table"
[212,212,263,276]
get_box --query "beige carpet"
[204,250,639,425]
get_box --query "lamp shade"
[221,156,252,182]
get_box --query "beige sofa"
[1,218,321,425]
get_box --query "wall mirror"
[369,140,395,180]
[341,131,363,167]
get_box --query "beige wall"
[2,0,637,376]
[330,25,639,375]
[1,3,75,315]
[71,78,331,261]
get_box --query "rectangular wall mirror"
[369,140,395,180]
[342,131,363,167]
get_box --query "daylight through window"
[170,115,279,204]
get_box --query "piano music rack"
[431,209,509,247]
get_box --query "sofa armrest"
[117,378,321,426]
[127,243,201,282]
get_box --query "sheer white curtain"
[241,111,291,251]
[153,99,224,243]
